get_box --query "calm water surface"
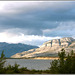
[5,59,53,70]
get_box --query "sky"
[0,1,75,46]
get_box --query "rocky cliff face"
[40,37,74,48]
[11,37,75,58]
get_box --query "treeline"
[0,49,75,74]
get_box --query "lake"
[4,59,53,70]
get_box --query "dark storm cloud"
[34,8,75,22]
[0,1,75,36]
[0,12,59,29]
[0,11,59,35]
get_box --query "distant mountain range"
[11,37,75,58]
[0,42,38,57]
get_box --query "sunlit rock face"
[60,37,74,47]
[40,37,74,48]
[11,37,75,58]
[52,39,60,47]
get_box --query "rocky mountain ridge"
[11,37,75,58]
[40,37,74,48]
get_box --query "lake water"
[5,59,53,70]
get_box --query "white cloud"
[0,32,61,46]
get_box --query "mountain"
[0,42,38,57]
[11,37,75,58]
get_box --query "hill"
[0,42,38,57]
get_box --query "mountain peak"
[42,37,74,47]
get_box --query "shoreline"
[32,57,59,60]
[8,57,59,60]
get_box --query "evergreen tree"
[71,50,74,56]
[49,49,75,74]
[58,48,66,73]
[50,60,59,73]
[0,50,6,73]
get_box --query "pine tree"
[0,50,6,73]
[71,50,74,56]
[50,48,66,74]
[58,48,66,73]
[50,49,75,74]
